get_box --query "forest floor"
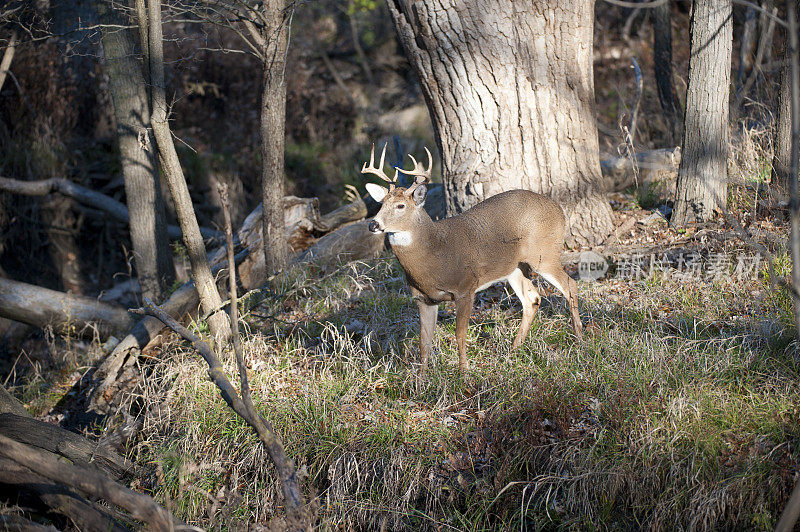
[7,182,799,530]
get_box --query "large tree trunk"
[94,0,174,302]
[672,0,732,226]
[653,0,683,146]
[144,0,230,341]
[386,0,613,247]
[260,0,290,274]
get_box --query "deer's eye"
[396,204,406,210]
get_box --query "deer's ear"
[411,184,427,206]
[365,183,388,203]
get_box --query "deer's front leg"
[416,298,438,372]
[454,292,475,373]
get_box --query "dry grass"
[126,243,800,530]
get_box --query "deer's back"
[443,190,565,252]
[414,190,566,295]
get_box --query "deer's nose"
[368,220,382,233]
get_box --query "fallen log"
[0,458,128,532]
[208,196,326,290]
[0,175,221,240]
[0,391,156,530]
[297,220,386,269]
[0,434,177,531]
[0,414,136,480]
[0,512,60,532]
[0,278,136,338]
[0,386,29,418]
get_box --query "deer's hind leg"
[535,260,583,341]
[507,268,541,349]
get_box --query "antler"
[361,143,398,190]
[397,147,433,195]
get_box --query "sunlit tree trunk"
[260,0,290,274]
[144,0,230,341]
[672,0,732,226]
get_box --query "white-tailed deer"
[362,144,583,372]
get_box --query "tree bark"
[94,0,174,302]
[145,0,230,341]
[672,0,732,226]
[0,434,176,531]
[0,30,18,94]
[653,0,683,145]
[0,386,29,418]
[0,414,136,480]
[773,3,799,192]
[260,0,291,275]
[386,0,613,247]
[41,196,83,294]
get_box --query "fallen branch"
[0,278,136,338]
[133,298,311,528]
[0,512,60,532]
[0,175,221,240]
[0,385,29,418]
[220,183,313,528]
[317,193,380,231]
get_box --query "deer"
[361,143,583,373]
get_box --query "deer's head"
[362,143,432,235]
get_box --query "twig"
[218,183,258,423]
[629,57,643,144]
[132,298,309,526]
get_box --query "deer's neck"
[389,210,442,262]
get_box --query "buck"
[362,144,583,372]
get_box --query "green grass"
[131,256,800,530]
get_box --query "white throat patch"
[388,231,413,246]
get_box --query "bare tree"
[386,0,614,247]
[128,0,292,277]
[142,0,230,341]
[93,0,174,302]
[258,0,290,274]
[653,0,683,145]
[672,0,733,226]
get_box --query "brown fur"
[370,187,583,372]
